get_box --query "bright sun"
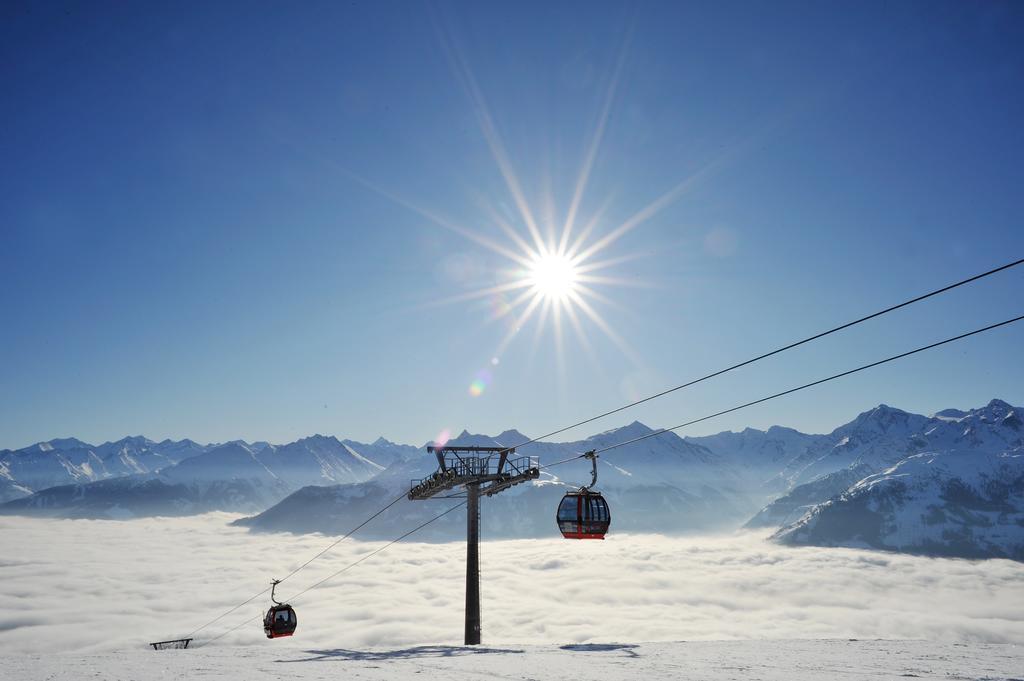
[527,252,579,301]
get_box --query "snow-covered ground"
[5,639,1022,681]
[1,514,1021,679]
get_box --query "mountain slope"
[0,435,400,518]
[750,399,1024,525]
[257,435,386,488]
[235,422,755,539]
[769,400,1024,559]
[772,448,1024,560]
[746,464,874,529]
[0,475,284,518]
[0,436,212,496]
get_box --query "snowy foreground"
[4,640,1022,681]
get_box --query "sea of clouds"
[1,512,1022,655]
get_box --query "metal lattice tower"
[407,445,539,645]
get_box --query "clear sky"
[2,1,1022,450]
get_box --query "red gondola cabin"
[557,490,611,539]
[263,604,297,639]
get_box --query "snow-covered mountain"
[746,464,874,529]
[0,436,211,501]
[0,459,33,503]
[686,426,828,501]
[768,400,1024,559]
[773,448,1024,560]
[256,435,386,489]
[0,475,281,518]
[776,405,931,487]
[4,400,1022,560]
[748,400,1022,526]
[235,422,757,539]
[0,436,417,518]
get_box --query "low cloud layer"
[0,513,1022,655]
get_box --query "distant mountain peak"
[845,404,916,432]
[298,434,341,446]
[33,437,91,452]
[986,398,1013,413]
[495,429,528,445]
[102,435,154,449]
[597,421,655,439]
[215,440,255,454]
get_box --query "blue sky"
[2,1,1022,450]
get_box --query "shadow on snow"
[279,645,525,663]
[560,643,640,657]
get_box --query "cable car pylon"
[407,445,539,645]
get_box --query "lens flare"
[468,368,493,397]
[490,294,517,331]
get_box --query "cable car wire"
[200,290,1015,646]
[287,500,467,604]
[183,489,409,639]
[176,259,1023,644]
[197,500,467,647]
[204,295,1017,642]
[537,313,1024,470]
[503,258,1023,454]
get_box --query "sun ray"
[573,251,652,275]
[370,13,702,376]
[563,300,598,365]
[493,292,545,357]
[476,199,539,261]
[572,175,700,264]
[558,28,632,256]
[420,278,535,309]
[526,296,554,370]
[568,289,643,367]
[576,273,655,289]
[553,298,567,405]
[338,167,535,269]
[573,283,627,310]
[486,286,538,324]
[564,300,615,388]
[540,163,559,249]
[565,194,615,261]
[572,285,641,326]
[432,18,546,253]
[571,125,760,264]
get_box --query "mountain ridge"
[4,399,1022,561]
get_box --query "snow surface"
[2,639,1021,681]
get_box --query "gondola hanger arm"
[270,579,283,606]
[583,450,597,490]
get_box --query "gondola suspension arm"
[582,450,597,490]
[270,579,283,606]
